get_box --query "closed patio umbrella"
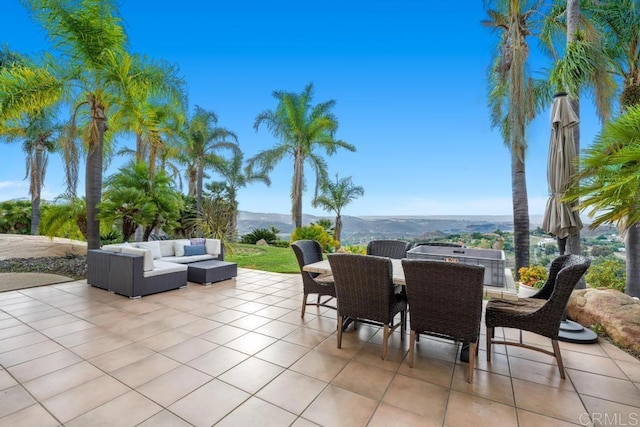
[541,92,583,253]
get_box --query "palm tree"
[208,149,271,233]
[249,82,356,228]
[178,106,239,213]
[39,196,87,241]
[4,1,185,249]
[483,0,548,277]
[312,174,364,247]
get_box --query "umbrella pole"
[557,237,567,256]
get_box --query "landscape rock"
[568,288,640,354]
[255,239,269,246]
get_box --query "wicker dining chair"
[366,240,411,259]
[402,259,485,383]
[291,240,337,318]
[328,253,407,360]
[485,254,590,379]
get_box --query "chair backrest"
[402,259,484,342]
[291,240,323,270]
[366,240,410,259]
[531,254,589,301]
[328,254,395,323]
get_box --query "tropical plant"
[312,219,334,234]
[0,199,31,234]
[2,1,186,249]
[240,227,279,245]
[518,264,548,288]
[178,106,239,213]
[290,224,338,253]
[191,196,236,256]
[585,256,626,292]
[340,245,367,254]
[207,149,271,233]
[483,0,549,278]
[100,162,183,242]
[39,196,87,240]
[313,174,364,247]
[249,82,356,228]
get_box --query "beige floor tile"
[160,337,218,363]
[15,308,66,323]
[313,334,364,360]
[0,339,64,367]
[218,357,284,394]
[507,356,574,390]
[198,324,247,344]
[111,353,181,388]
[89,343,155,372]
[65,390,162,427]
[569,368,640,407]
[451,366,514,406]
[408,335,460,363]
[559,340,609,357]
[304,316,338,333]
[282,328,331,348]
[137,409,193,427]
[397,354,454,388]
[253,295,286,306]
[40,319,95,339]
[369,402,440,426]
[85,309,134,326]
[176,318,222,336]
[0,331,48,352]
[513,378,586,423]
[445,390,518,426]
[27,313,79,331]
[291,417,321,426]
[216,396,297,426]
[53,326,110,348]
[600,340,640,364]
[290,350,350,382]
[41,375,129,423]
[581,394,640,426]
[136,365,212,407]
[332,360,394,400]
[187,346,248,377]
[255,340,311,367]
[137,329,193,352]
[70,334,133,359]
[517,409,583,427]
[0,404,59,427]
[225,332,277,355]
[302,384,377,426]
[0,369,17,391]
[0,385,36,418]
[257,370,327,415]
[279,310,317,326]
[563,349,627,379]
[382,374,448,423]
[229,314,273,330]
[615,358,640,383]
[23,361,103,400]
[169,379,249,426]
[254,320,300,339]
[232,301,269,314]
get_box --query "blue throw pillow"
[183,244,206,256]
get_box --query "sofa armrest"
[108,252,144,297]
[87,249,111,289]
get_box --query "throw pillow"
[190,237,206,246]
[205,239,221,256]
[184,244,206,256]
[137,241,162,259]
[173,240,190,257]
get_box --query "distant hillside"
[237,211,532,245]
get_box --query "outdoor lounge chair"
[485,254,590,379]
[402,259,484,383]
[291,240,337,318]
[328,253,407,360]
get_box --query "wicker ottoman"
[187,260,237,285]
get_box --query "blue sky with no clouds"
[0,1,602,218]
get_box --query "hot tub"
[406,245,506,287]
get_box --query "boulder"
[255,239,269,246]
[568,288,640,354]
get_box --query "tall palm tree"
[483,0,548,277]
[312,174,364,247]
[178,106,239,213]
[5,1,185,249]
[249,82,356,228]
[208,149,271,233]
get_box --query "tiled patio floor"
[1,268,639,426]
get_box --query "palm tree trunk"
[626,224,640,297]
[31,143,44,235]
[196,164,204,213]
[86,97,107,249]
[149,144,157,182]
[135,133,145,163]
[293,151,303,228]
[334,214,342,248]
[511,152,530,279]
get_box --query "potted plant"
[517,265,548,297]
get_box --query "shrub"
[271,239,290,248]
[241,227,279,244]
[290,225,338,252]
[340,245,366,254]
[518,264,548,288]
[586,256,626,292]
[100,230,123,245]
[0,200,31,234]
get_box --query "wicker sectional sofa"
[87,238,225,298]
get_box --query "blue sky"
[0,1,602,218]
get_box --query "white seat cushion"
[159,254,215,264]
[158,240,175,257]
[144,260,188,278]
[121,247,155,271]
[138,241,162,260]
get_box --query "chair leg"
[468,342,477,383]
[409,330,416,368]
[382,325,389,360]
[301,294,307,318]
[552,339,566,379]
[486,327,493,362]
[317,294,321,304]
[337,315,343,349]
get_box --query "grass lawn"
[226,243,300,274]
